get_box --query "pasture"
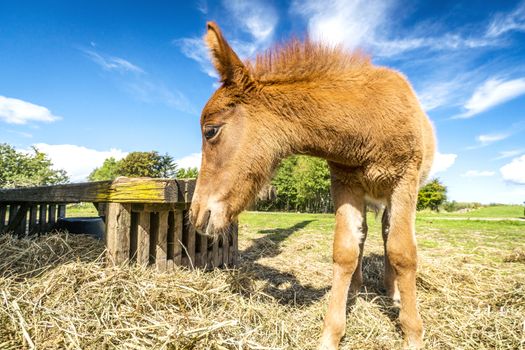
[1,207,524,349]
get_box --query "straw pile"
[0,229,523,349]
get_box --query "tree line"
[1,143,448,212]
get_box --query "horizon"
[1,1,525,204]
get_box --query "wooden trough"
[0,177,238,270]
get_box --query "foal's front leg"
[320,182,365,350]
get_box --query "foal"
[190,22,436,349]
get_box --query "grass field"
[1,207,524,349]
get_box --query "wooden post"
[58,205,66,219]
[155,211,169,271]
[136,211,150,267]
[172,210,183,266]
[28,205,38,235]
[48,204,57,230]
[106,203,131,265]
[39,204,47,234]
[0,205,6,233]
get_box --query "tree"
[88,157,120,181]
[258,155,333,213]
[0,143,69,188]
[417,178,447,211]
[176,167,199,179]
[88,151,178,182]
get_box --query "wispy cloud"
[177,0,278,80]
[81,47,194,114]
[82,49,144,74]
[500,154,525,185]
[0,96,61,125]
[486,1,525,38]
[493,149,525,160]
[455,77,525,118]
[461,170,495,177]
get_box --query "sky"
[1,0,525,204]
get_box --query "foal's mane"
[247,39,371,84]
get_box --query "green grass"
[418,205,525,218]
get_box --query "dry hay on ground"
[0,231,524,350]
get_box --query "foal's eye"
[204,125,221,140]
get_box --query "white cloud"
[494,149,525,160]
[82,49,144,73]
[500,154,525,185]
[31,144,128,182]
[456,77,525,118]
[176,152,202,169]
[222,0,278,44]
[461,170,495,177]
[486,1,525,38]
[0,96,61,125]
[292,0,499,57]
[429,151,457,177]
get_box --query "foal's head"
[189,22,284,236]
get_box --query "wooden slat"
[186,214,196,268]
[58,205,66,219]
[172,210,183,265]
[231,222,239,266]
[106,203,131,265]
[48,204,57,230]
[155,211,169,271]
[4,204,28,236]
[8,205,18,225]
[212,236,220,268]
[0,178,195,204]
[39,204,47,234]
[16,207,28,237]
[129,212,138,262]
[136,211,150,266]
[222,233,229,267]
[198,232,208,268]
[0,205,6,233]
[28,205,38,235]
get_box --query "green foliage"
[176,167,199,179]
[259,155,332,213]
[88,152,177,181]
[0,143,69,188]
[118,151,176,178]
[88,157,120,181]
[417,178,447,211]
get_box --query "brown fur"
[190,22,436,349]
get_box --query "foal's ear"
[205,21,253,88]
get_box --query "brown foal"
[189,22,436,349]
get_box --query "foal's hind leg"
[319,180,365,350]
[386,177,424,348]
[382,208,400,304]
[350,205,367,294]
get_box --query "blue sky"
[1,0,525,204]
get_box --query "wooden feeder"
[0,178,238,270]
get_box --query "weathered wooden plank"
[0,178,195,204]
[155,211,169,271]
[28,205,38,235]
[106,203,131,265]
[8,205,18,225]
[39,204,47,234]
[48,204,56,230]
[4,204,28,236]
[0,205,6,233]
[222,233,229,268]
[198,232,208,268]
[136,211,150,266]
[16,207,28,237]
[131,202,189,213]
[231,222,239,266]
[57,205,66,219]
[172,210,183,265]
[129,212,138,262]
[212,236,220,268]
[186,213,196,268]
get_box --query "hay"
[0,229,524,349]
